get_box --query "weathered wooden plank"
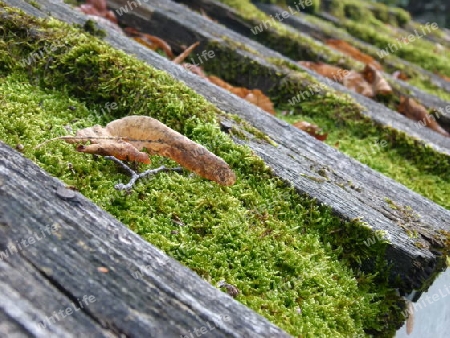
[0,141,290,337]
[4,0,450,291]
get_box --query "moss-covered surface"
[218,0,359,68]
[340,20,450,78]
[218,0,450,102]
[0,5,410,336]
[326,0,411,27]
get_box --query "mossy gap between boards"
[0,5,405,336]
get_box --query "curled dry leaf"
[76,141,151,164]
[62,116,237,185]
[326,39,383,70]
[207,76,275,115]
[293,121,328,141]
[326,39,383,71]
[361,64,392,95]
[299,61,349,82]
[398,97,450,137]
[392,70,409,81]
[343,71,374,97]
[300,62,391,98]
[78,0,118,25]
[124,28,174,59]
[173,42,200,64]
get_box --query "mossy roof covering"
[0,5,407,336]
[219,0,450,102]
[210,0,450,211]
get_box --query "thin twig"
[104,156,183,190]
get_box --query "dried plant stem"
[104,156,183,190]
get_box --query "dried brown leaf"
[326,39,383,71]
[361,64,392,95]
[173,42,200,64]
[398,97,450,137]
[76,142,151,164]
[207,76,275,115]
[293,121,328,141]
[342,71,374,97]
[64,116,236,185]
[125,30,174,59]
[299,61,348,82]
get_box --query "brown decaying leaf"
[76,141,151,164]
[300,62,391,98]
[392,70,409,81]
[124,27,174,59]
[299,61,349,82]
[293,121,328,141]
[183,63,207,78]
[326,39,383,71]
[78,0,118,24]
[398,97,450,137]
[361,64,392,95]
[173,42,200,64]
[63,116,236,185]
[207,76,275,115]
[342,71,374,97]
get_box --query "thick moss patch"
[0,6,404,337]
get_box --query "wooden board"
[3,0,450,295]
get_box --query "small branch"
[104,156,183,190]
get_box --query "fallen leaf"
[300,62,391,98]
[342,71,374,97]
[207,76,275,115]
[299,61,349,82]
[293,121,328,141]
[183,63,207,78]
[392,70,409,81]
[60,116,236,185]
[398,97,450,137]
[361,64,392,95]
[76,141,151,164]
[173,42,200,64]
[77,0,118,25]
[124,28,174,59]
[326,39,383,71]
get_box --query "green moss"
[257,0,320,14]
[25,0,41,9]
[0,5,407,336]
[218,0,357,67]
[80,19,106,38]
[328,16,450,77]
[327,0,410,27]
